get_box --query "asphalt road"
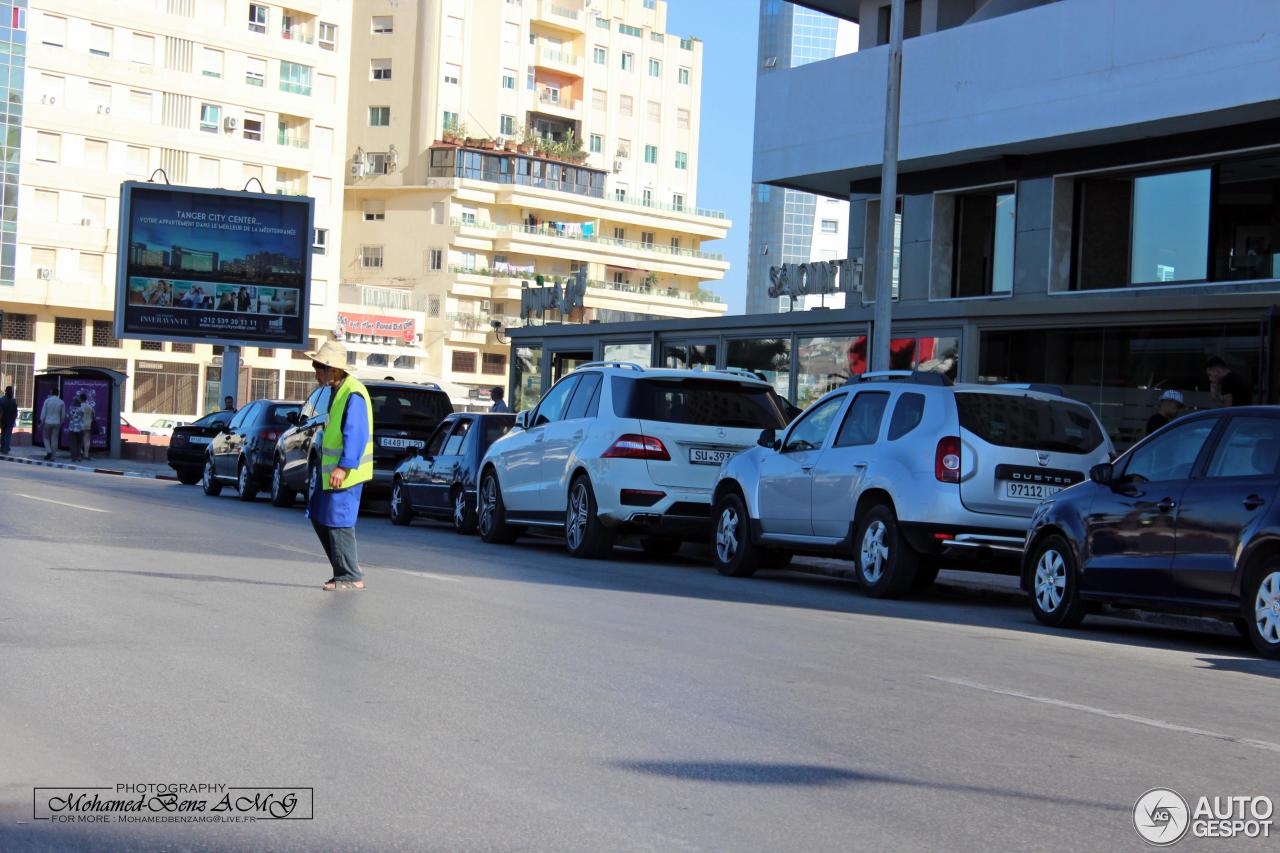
[1,462,1277,852]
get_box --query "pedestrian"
[489,386,511,413]
[306,341,373,591]
[223,395,236,412]
[66,391,84,461]
[1146,390,1184,436]
[79,393,95,461]
[38,390,65,461]
[1206,356,1253,407]
[0,385,17,455]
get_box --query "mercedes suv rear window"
[262,404,301,425]
[368,388,452,430]
[955,392,1103,454]
[612,377,788,429]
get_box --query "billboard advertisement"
[336,311,416,343]
[114,182,314,348]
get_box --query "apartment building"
[0,0,350,423]
[341,0,729,410]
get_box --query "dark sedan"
[201,399,301,501]
[389,412,516,532]
[1023,406,1280,658]
[167,410,236,484]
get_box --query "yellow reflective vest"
[321,375,374,490]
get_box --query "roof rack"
[854,370,953,387]
[575,361,645,372]
[715,367,768,382]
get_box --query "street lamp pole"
[871,0,906,371]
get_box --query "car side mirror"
[514,410,530,429]
[1089,462,1114,486]
[286,411,300,426]
[758,428,776,449]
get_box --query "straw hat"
[307,340,349,371]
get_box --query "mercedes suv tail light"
[602,434,670,461]
[258,428,280,442]
[935,436,961,483]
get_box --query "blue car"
[1023,406,1280,659]
[389,412,516,533]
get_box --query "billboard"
[114,182,314,348]
[336,311,416,343]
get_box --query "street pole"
[220,344,240,409]
[871,0,905,372]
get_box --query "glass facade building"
[0,0,23,287]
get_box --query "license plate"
[689,448,734,466]
[1003,481,1063,501]
[380,437,424,449]
[189,436,211,445]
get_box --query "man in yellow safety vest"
[307,340,374,591]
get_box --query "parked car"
[17,408,32,431]
[389,412,517,532]
[120,417,143,437]
[711,372,1115,597]
[201,399,301,501]
[1024,406,1280,659]
[269,379,453,509]
[145,417,189,438]
[168,410,237,484]
[476,362,791,558]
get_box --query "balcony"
[281,9,316,44]
[451,219,725,263]
[277,116,310,149]
[535,0,584,32]
[535,87,580,117]
[446,265,724,305]
[340,284,430,313]
[536,46,583,75]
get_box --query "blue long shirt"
[306,390,369,528]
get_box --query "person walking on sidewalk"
[66,392,84,461]
[306,341,373,591]
[0,386,17,455]
[78,393,95,462]
[38,390,65,461]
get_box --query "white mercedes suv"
[476,362,791,559]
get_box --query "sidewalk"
[0,444,179,480]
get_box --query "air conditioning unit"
[36,267,52,280]
[613,160,623,173]
[42,95,56,105]
[97,105,110,115]
[223,116,238,131]
[80,218,93,226]
[350,162,364,178]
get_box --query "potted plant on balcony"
[643,272,658,291]
[518,125,537,155]
[481,137,497,150]
[442,121,467,145]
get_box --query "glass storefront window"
[1131,169,1211,284]
[603,341,652,366]
[953,189,1015,297]
[662,342,715,370]
[512,345,542,412]
[795,336,855,409]
[725,337,791,400]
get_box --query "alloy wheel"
[308,465,318,505]
[453,492,466,529]
[566,483,589,551]
[203,458,215,489]
[716,506,740,564]
[1035,548,1068,614]
[1255,570,1280,646]
[860,520,889,584]
[238,463,249,493]
[271,463,282,499]
[390,482,403,517]
[479,477,497,536]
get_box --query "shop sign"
[769,257,863,300]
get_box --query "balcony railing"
[450,218,725,262]
[537,88,579,110]
[446,265,724,303]
[341,284,429,312]
[277,131,310,149]
[619,195,727,220]
[281,27,314,44]
[540,47,582,69]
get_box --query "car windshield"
[612,377,788,429]
[263,404,300,425]
[955,392,1104,454]
[370,388,450,429]
[191,411,228,428]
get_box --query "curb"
[0,453,179,482]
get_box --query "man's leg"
[68,430,80,461]
[82,430,92,460]
[43,425,58,459]
[311,519,338,576]
[0,424,11,454]
[328,527,363,582]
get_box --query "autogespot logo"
[1134,788,1191,846]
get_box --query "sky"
[664,1,759,315]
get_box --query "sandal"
[322,579,365,591]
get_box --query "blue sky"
[665,2,758,314]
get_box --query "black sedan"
[201,399,301,501]
[389,412,516,532]
[167,410,236,484]
[1023,406,1280,658]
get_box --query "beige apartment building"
[340,0,730,410]
[0,0,351,423]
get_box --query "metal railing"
[540,47,582,68]
[341,284,429,312]
[276,131,309,149]
[449,218,725,262]
[445,265,724,303]
[537,89,579,110]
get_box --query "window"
[443,111,459,131]
[887,393,926,440]
[647,100,660,122]
[641,231,655,246]
[441,419,471,455]
[563,373,602,420]
[88,82,112,114]
[613,227,625,240]
[500,114,515,136]
[129,90,152,121]
[670,237,680,250]
[502,71,515,89]
[955,392,1104,454]
[644,145,657,164]
[1206,417,1280,478]
[678,67,690,85]
[820,219,839,234]
[617,138,631,158]
[318,21,337,50]
[89,24,112,57]
[644,0,656,8]
[36,132,60,163]
[674,151,687,170]
[368,105,390,126]
[595,16,609,29]
[248,3,267,33]
[243,113,263,141]
[82,195,106,226]
[428,248,443,271]
[619,94,633,117]
[363,200,385,221]
[621,52,633,72]
[198,103,221,133]
[371,15,393,34]
[783,395,845,452]
[460,207,477,225]
[589,135,602,154]
[83,139,108,171]
[131,32,154,65]
[649,58,661,77]
[32,189,57,221]
[1124,418,1216,483]
[90,318,116,347]
[126,145,148,176]
[443,63,460,85]
[200,47,223,78]
[619,23,641,37]
[592,89,606,111]
[312,228,328,255]
[533,376,579,425]
[361,246,384,268]
[672,193,685,211]
[54,317,84,346]
[677,108,690,129]
[482,352,507,376]
[39,73,64,105]
[834,392,889,447]
[451,350,477,374]
[445,16,462,41]
[279,61,312,96]
[41,13,65,46]
[371,58,391,80]
[245,56,266,87]
[951,188,1015,297]
[593,47,606,64]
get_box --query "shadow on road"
[609,760,1126,811]
[1195,655,1280,679]
[47,567,315,590]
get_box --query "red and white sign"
[336,311,416,343]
